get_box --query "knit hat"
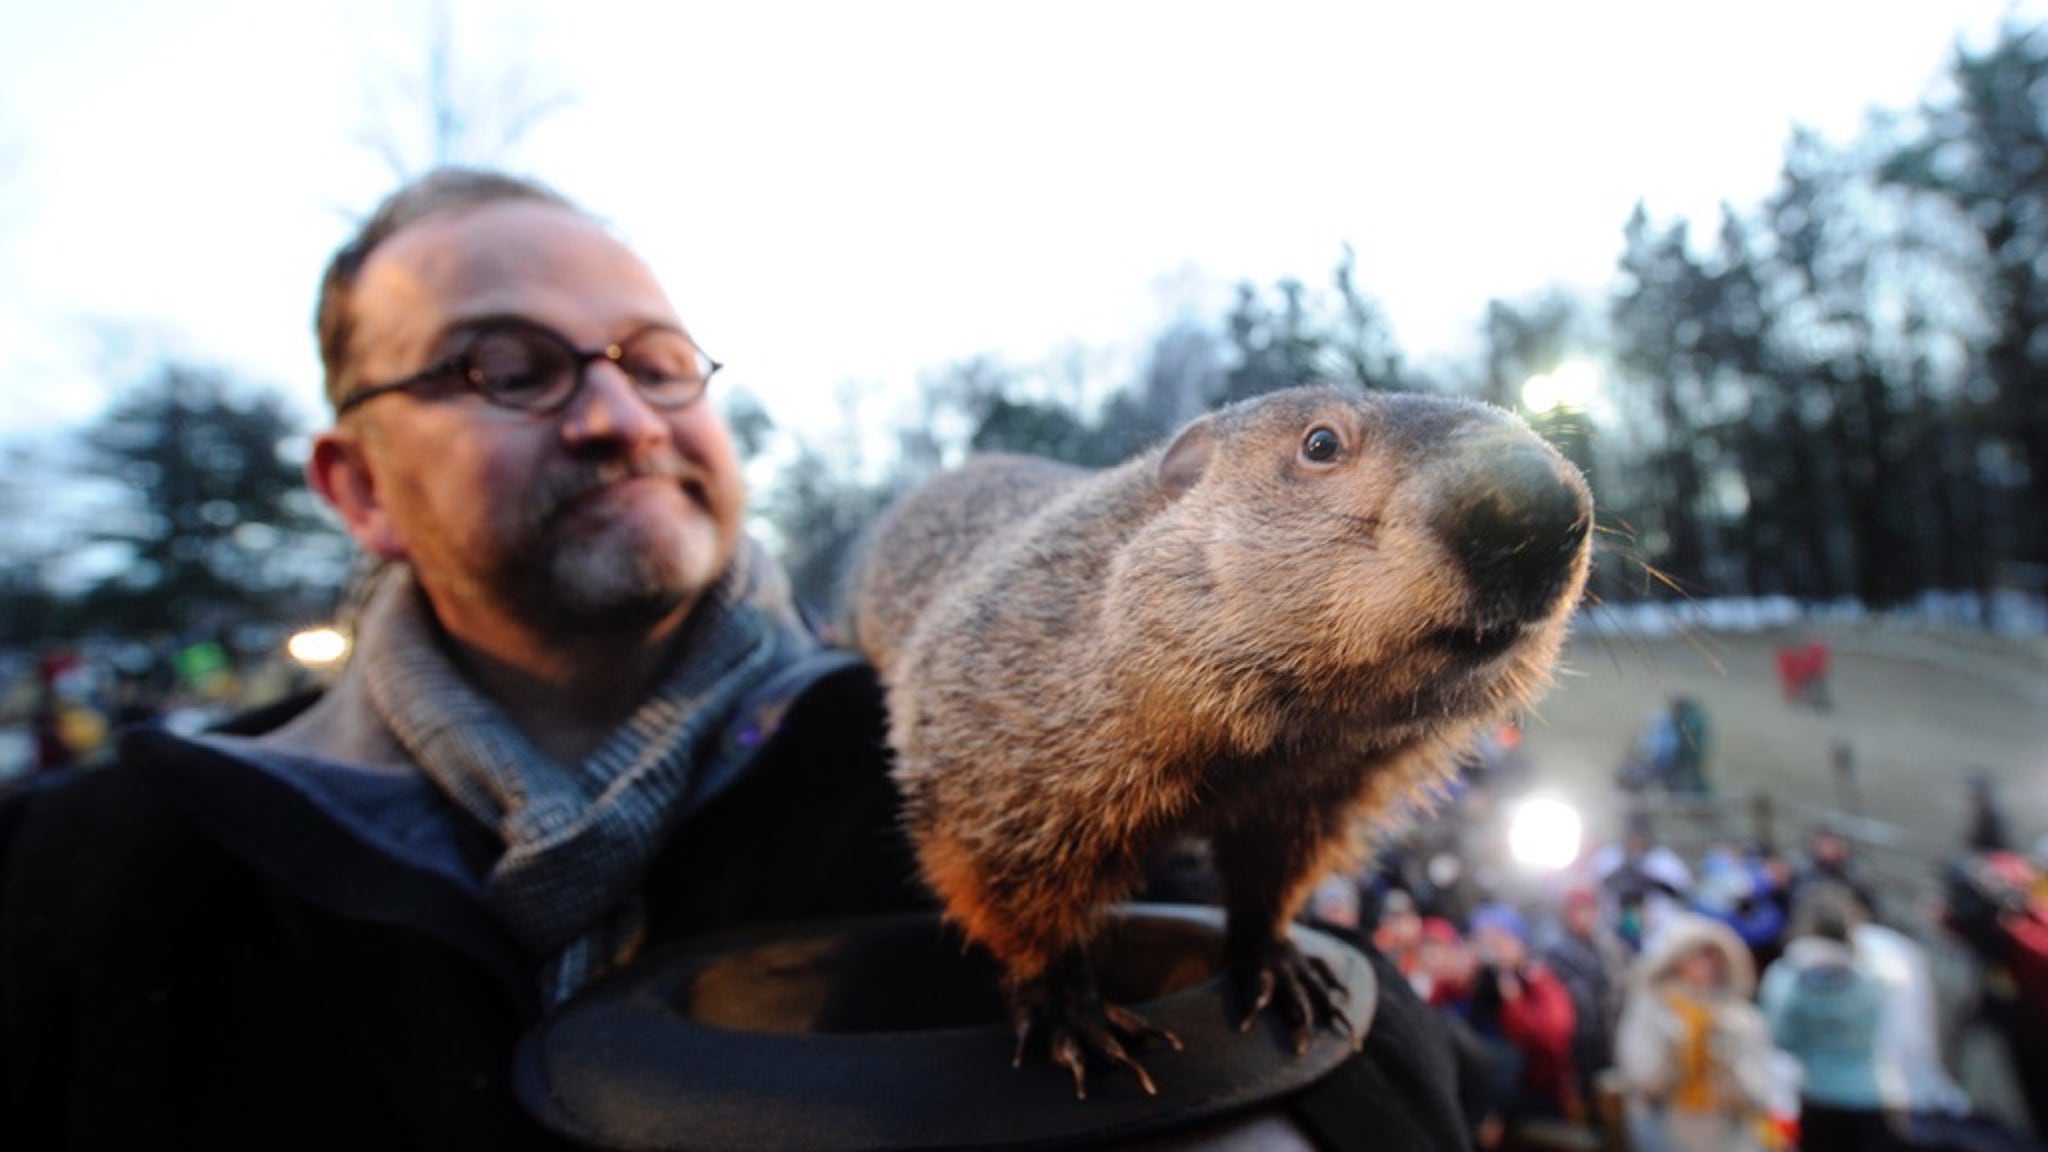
[1469,903,1526,943]
[1421,917,1461,945]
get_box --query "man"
[1461,904,1579,1126]
[1541,885,1630,1127]
[1371,886,1428,996]
[1791,821,1880,927]
[0,169,1469,1149]
[0,169,926,1148]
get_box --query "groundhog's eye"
[1301,426,1342,463]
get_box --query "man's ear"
[307,429,406,560]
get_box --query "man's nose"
[559,362,669,449]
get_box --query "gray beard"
[509,457,709,629]
[462,517,705,640]
[541,536,695,627]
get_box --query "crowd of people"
[1304,803,2048,1152]
[4,636,316,777]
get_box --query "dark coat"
[0,662,1468,1151]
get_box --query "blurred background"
[7,3,2048,1144]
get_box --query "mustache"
[526,454,697,526]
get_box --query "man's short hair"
[314,167,581,412]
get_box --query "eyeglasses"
[337,317,721,416]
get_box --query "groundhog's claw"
[1009,967,1182,1099]
[1231,939,1358,1055]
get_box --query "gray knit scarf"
[356,540,813,1005]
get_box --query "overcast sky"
[0,0,2039,449]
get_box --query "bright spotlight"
[1507,795,1582,872]
[1521,359,1603,413]
[287,627,350,667]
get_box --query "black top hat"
[515,904,1376,1150]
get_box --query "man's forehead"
[366,201,654,299]
[351,200,678,354]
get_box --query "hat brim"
[515,903,1376,1150]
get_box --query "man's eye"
[621,357,685,385]
[466,334,556,395]
[623,335,702,384]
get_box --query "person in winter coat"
[1943,849,2048,1142]
[1462,903,1580,1124]
[1543,884,1632,1125]
[1760,890,1897,1150]
[1614,912,1785,1152]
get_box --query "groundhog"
[850,384,1593,1096]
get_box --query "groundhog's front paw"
[1228,936,1358,1055]
[1007,954,1183,1099]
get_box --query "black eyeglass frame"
[335,317,722,417]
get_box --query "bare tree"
[352,1,576,178]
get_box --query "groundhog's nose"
[1435,444,1591,623]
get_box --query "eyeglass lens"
[465,324,712,411]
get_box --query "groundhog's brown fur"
[852,385,1592,1049]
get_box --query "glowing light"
[287,627,350,667]
[1521,359,1604,413]
[1506,795,1583,872]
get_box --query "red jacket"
[2006,903,2048,1020]
[1496,964,1580,1112]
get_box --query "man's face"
[1473,925,1524,970]
[321,200,744,644]
[1563,897,1599,938]
[1372,903,1420,950]
[1419,934,1470,983]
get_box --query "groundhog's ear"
[1157,415,1216,496]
